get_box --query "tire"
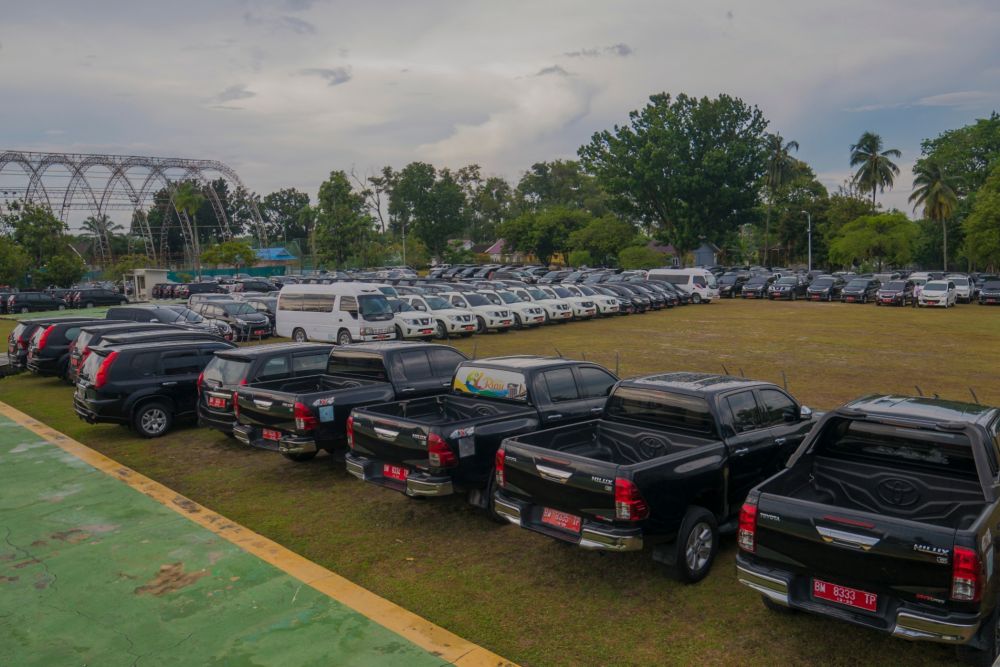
[956,602,1000,666]
[692,293,702,304]
[282,451,318,462]
[760,595,796,615]
[513,314,523,329]
[85,302,95,309]
[394,325,404,340]
[58,304,66,311]
[672,506,718,584]
[484,467,507,524]
[476,316,487,334]
[337,329,352,346]
[132,401,173,438]
[435,321,449,340]
[21,306,29,314]
[292,328,308,342]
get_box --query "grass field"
[2,300,998,666]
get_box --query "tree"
[767,159,829,267]
[516,160,608,216]
[762,133,800,264]
[260,188,311,245]
[172,181,206,273]
[0,239,31,287]
[919,111,1000,197]
[850,131,902,207]
[201,239,257,269]
[579,92,769,252]
[389,162,467,258]
[963,165,1000,270]
[5,201,68,265]
[313,170,375,267]
[102,254,150,280]
[828,212,917,271]
[501,206,590,265]
[568,216,637,266]
[567,250,593,267]
[80,214,124,264]
[909,159,959,271]
[41,253,87,288]
[618,245,669,270]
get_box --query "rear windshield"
[815,418,978,479]
[925,281,948,290]
[12,323,30,341]
[325,351,387,379]
[606,386,717,436]
[76,331,96,350]
[202,356,251,386]
[80,351,106,381]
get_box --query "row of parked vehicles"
[7,303,1000,663]
[0,286,128,314]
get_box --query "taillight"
[294,402,317,431]
[614,478,649,521]
[427,433,457,468]
[346,416,354,449]
[37,325,55,350]
[495,448,506,488]
[951,546,983,602]
[94,351,118,389]
[738,502,758,553]
[233,393,240,418]
[197,372,204,395]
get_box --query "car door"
[573,365,618,418]
[534,367,593,426]
[720,389,776,510]
[426,347,467,394]
[158,348,206,416]
[753,387,811,464]
[392,350,442,397]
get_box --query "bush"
[568,250,593,267]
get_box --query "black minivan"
[7,292,69,313]
[74,339,236,437]
[190,301,271,340]
[26,318,108,379]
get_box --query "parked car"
[151,283,175,299]
[736,395,1000,666]
[7,292,68,313]
[978,279,1000,305]
[741,276,775,299]
[949,275,975,303]
[386,298,437,340]
[275,283,395,345]
[768,276,809,301]
[442,291,514,333]
[7,317,95,371]
[26,318,108,379]
[876,279,916,306]
[71,288,127,309]
[806,276,846,302]
[234,279,279,293]
[494,372,815,582]
[603,284,651,313]
[478,290,547,329]
[572,284,621,316]
[840,278,880,304]
[243,296,278,327]
[399,295,477,338]
[234,342,468,461]
[105,305,234,340]
[918,280,958,308]
[717,274,749,298]
[190,300,272,339]
[198,342,333,436]
[346,356,618,512]
[67,322,185,384]
[74,338,236,437]
[647,268,720,303]
[510,286,575,322]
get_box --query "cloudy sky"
[2,0,999,225]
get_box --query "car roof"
[101,330,219,343]
[623,372,771,395]
[16,316,99,326]
[843,395,997,426]
[95,339,234,353]
[215,342,332,359]
[336,341,463,354]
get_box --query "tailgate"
[236,387,297,431]
[502,428,618,521]
[756,494,956,602]
[350,407,437,468]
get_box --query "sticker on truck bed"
[452,367,527,401]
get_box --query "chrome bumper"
[494,494,642,552]
[345,454,454,497]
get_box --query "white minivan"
[647,268,720,303]
[275,283,396,345]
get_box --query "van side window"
[303,294,335,313]
[278,293,303,311]
[340,296,358,313]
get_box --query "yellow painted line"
[0,401,515,667]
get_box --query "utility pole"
[801,211,812,272]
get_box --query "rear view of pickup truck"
[736,395,1000,665]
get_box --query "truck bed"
[248,374,372,396]
[358,394,529,426]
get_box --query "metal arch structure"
[0,150,268,265]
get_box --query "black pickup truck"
[493,372,816,582]
[233,342,467,461]
[736,395,1000,665]
[346,356,619,511]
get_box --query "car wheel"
[281,451,317,462]
[337,329,352,346]
[692,293,702,304]
[476,316,487,334]
[85,302,95,309]
[673,506,718,584]
[292,328,308,342]
[133,402,173,438]
[58,304,66,311]
[20,306,29,314]
[956,601,1000,666]
[760,595,796,615]
[435,321,449,340]
[394,325,404,340]
[514,314,523,329]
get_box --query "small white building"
[122,268,170,302]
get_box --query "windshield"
[777,277,798,285]
[528,288,548,300]
[924,281,948,291]
[984,281,1000,290]
[704,274,717,288]
[358,295,393,320]
[464,293,489,307]
[576,285,596,296]
[564,286,582,296]
[153,308,185,323]
[480,292,502,305]
[377,286,398,297]
[224,303,258,316]
[846,279,869,288]
[202,356,251,386]
[497,291,521,304]
[747,277,767,286]
[950,278,969,286]
[884,281,907,290]
[425,296,451,310]
[251,298,277,309]
[719,275,738,285]
[390,300,415,313]
[811,278,833,287]
[552,287,572,298]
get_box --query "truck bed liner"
[514,420,710,466]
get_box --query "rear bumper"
[197,404,236,434]
[232,423,318,455]
[344,453,454,497]
[493,492,643,552]
[735,558,983,646]
[73,394,126,425]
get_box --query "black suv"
[74,339,236,437]
[234,279,278,293]
[7,317,96,371]
[198,342,333,435]
[876,279,916,306]
[71,288,128,309]
[841,277,880,303]
[26,318,108,379]
[740,276,775,299]
[7,292,69,314]
[717,274,748,298]
[105,305,233,339]
[67,322,186,384]
[190,301,271,340]
[243,296,278,326]
[979,279,1000,305]
[806,275,845,301]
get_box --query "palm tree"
[850,131,901,207]
[762,133,800,265]
[172,182,206,276]
[909,159,958,271]
[81,214,124,264]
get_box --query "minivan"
[275,284,395,345]
[646,268,719,303]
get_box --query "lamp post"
[800,211,812,272]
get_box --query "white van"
[647,268,719,303]
[275,283,396,345]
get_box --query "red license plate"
[812,578,877,612]
[376,334,390,340]
[989,299,997,303]
[208,396,227,408]
[253,330,265,335]
[262,428,282,441]
[463,325,475,330]
[847,297,855,302]
[541,507,582,533]
[501,320,511,325]
[419,329,432,335]
[383,464,408,481]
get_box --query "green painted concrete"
[0,415,446,666]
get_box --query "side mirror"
[799,405,813,420]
